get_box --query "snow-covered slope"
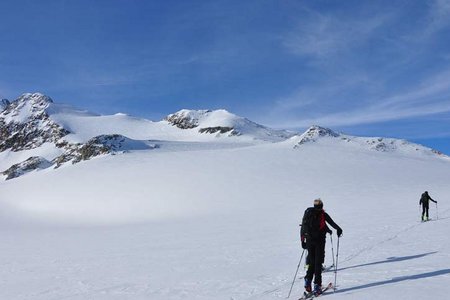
[0,93,70,151]
[290,125,447,159]
[1,94,296,178]
[164,109,294,141]
[1,93,450,299]
[0,135,449,300]
[2,93,448,181]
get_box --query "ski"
[298,282,333,300]
[322,265,334,272]
[421,218,434,223]
[313,282,333,298]
[298,291,313,300]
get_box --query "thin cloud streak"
[273,73,374,111]
[283,10,391,58]
[420,0,450,39]
[265,0,450,138]
[299,102,450,128]
[269,71,450,129]
[272,103,449,129]
[375,71,450,110]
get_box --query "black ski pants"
[305,239,325,286]
[422,203,429,219]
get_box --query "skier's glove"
[337,228,343,237]
[301,235,307,249]
[326,228,332,235]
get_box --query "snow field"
[0,140,449,299]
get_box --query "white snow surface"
[0,143,63,171]
[166,109,292,141]
[1,94,450,299]
[50,108,293,144]
[1,137,450,299]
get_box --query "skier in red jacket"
[301,199,342,296]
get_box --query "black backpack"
[301,207,326,239]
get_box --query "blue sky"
[1,0,450,154]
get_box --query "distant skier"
[301,199,342,296]
[419,191,437,221]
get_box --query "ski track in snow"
[0,140,449,299]
[253,214,450,300]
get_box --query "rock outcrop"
[0,93,70,152]
[2,156,52,180]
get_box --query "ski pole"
[334,237,340,292]
[287,248,306,298]
[436,202,439,220]
[330,234,335,269]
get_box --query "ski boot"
[313,284,323,296]
[304,278,312,293]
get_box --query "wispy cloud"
[272,73,374,111]
[263,0,450,135]
[270,70,450,128]
[283,10,390,58]
[300,101,450,128]
[422,0,450,37]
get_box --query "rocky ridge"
[0,94,156,179]
[294,125,340,146]
[165,109,239,136]
[164,109,293,140]
[0,93,70,152]
[293,125,446,157]
[1,93,448,180]
[53,134,157,168]
[0,99,10,110]
[2,156,52,180]
[165,109,210,129]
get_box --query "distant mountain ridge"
[0,93,69,152]
[291,125,445,156]
[0,93,447,180]
[164,109,294,140]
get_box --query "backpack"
[301,207,326,239]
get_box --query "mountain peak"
[295,125,340,145]
[164,109,245,130]
[164,109,213,129]
[16,92,53,106]
[164,108,294,141]
[306,125,339,136]
[0,98,10,110]
[1,93,54,122]
[0,92,69,153]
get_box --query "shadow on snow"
[338,252,437,272]
[336,268,450,294]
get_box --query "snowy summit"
[1,93,447,181]
[0,93,450,300]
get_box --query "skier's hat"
[313,198,323,209]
